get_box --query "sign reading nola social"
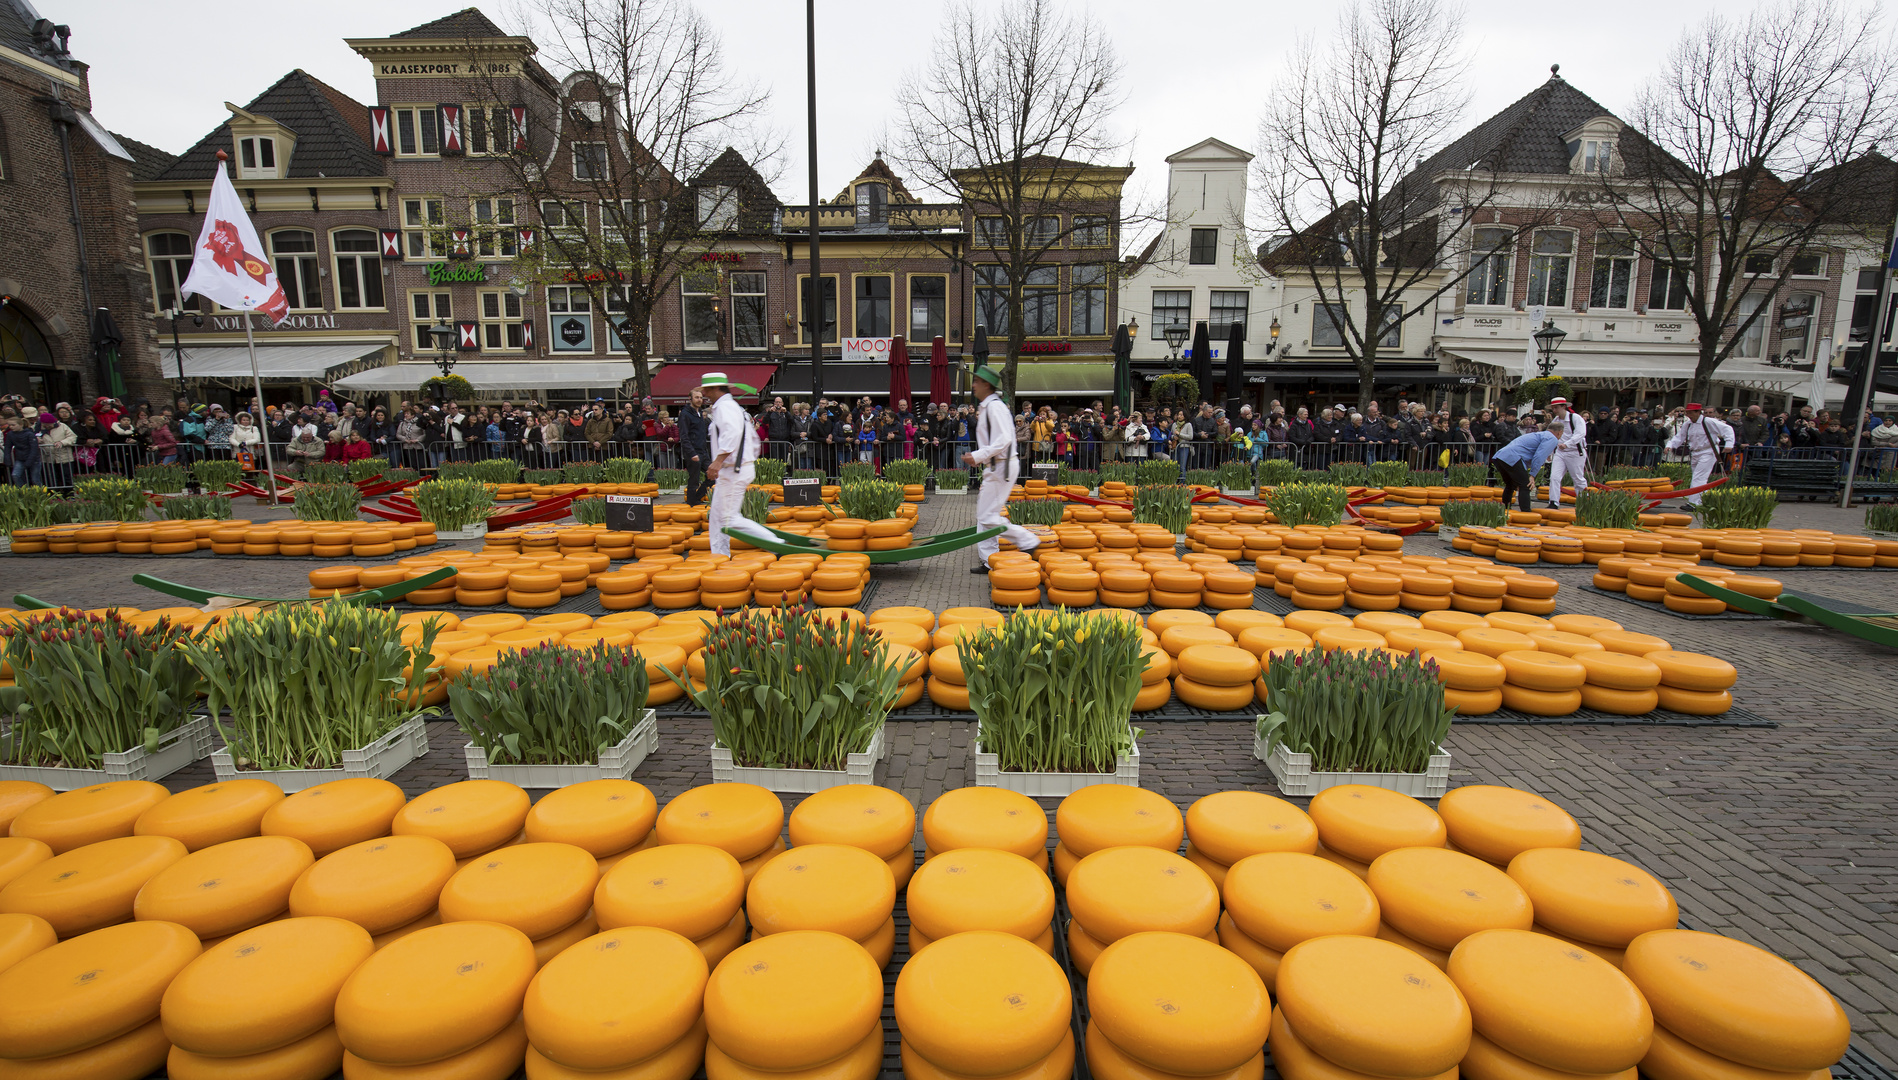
[842,337,892,364]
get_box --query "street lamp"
[427,321,458,402]
[165,307,202,392]
[1269,318,1282,358]
[1164,324,1188,369]
[1532,320,1567,378]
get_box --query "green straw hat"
[972,365,1005,389]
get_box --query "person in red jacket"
[342,431,374,462]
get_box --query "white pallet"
[974,733,1139,796]
[1256,732,1450,798]
[211,714,430,793]
[464,710,656,787]
[711,724,887,792]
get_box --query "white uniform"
[1547,409,1588,507]
[706,392,777,557]
[972,392,1040,566]
[1667,414,1735,505]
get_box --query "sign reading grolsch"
[782,477,820,507]
[841,337,892,364]
[603,494,653,532]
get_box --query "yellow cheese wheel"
[522,779,657,857]
[1219,851,1378,953]
[160,916,372,1057]
[1458,627,1537,657]
[1185,791,1318,866]
[1307,785,1446,865]
[907,848,1053,942]
[1580,685,1661,715]
[1499,650,1587,691]
[1576,652,1663,691]
[340,1013,527,1080]
[1086,1019,1260,1080]
[746,843,895,942]
[1280,610,1351,637]
[787,784,916,861]
[901,1033,1071,1080]
[1173,674,1258,711]
[1269,1007,1453,1080]
[1591,630,1672,656]
[702,931,883,1071]
[1645,650,1738,692]
[1066,848,1218,945]
[0,911,55,976]
[1654,685,1733,715]
[0,1016,171,1080]
[1215,610,1283,635]
[524,925,708,1071]
[1177,644,1260,687]
[392,780,531,859]
[654,783,784,862]
[287,835,457,935]
[1506,848,1677,948]
[522,1018,705,1080]
[531,910,597,968]
[1216,912,1282,990]
[1459,1030,1636,1080]
[334,921,534,1066]
[1484,611,1552,635]
[1448,928,1651,1073]
[1377,920,1449,968]
[0,780,53,835]
[132,835,313,939]
[7,781,172,854]
[1421,648,1507,692]
[1276,934,1471,1078]
[370,909,441,952]
[437,842,598,941]
[1622,930,1849,1073]
[1548,614,1622,636]
[260,778,407,858]
[703,1019,881,1080]
[165,1024,343,1080]
[1368,846,1534,951]
[595,843,745,941]
[0,834,187,937]
[895,930,1071,1076]
[132,780,284,851]
[1436,786,1580,867]
[1236,626,1314,657]
[1088,932,1270,1076]
[1637,1024,1829,1080]
[1054,785,1182,858]
[0,837,53,894]
[921,788,1047,863]
[1385,628,1462,655]
[0,920,201,1059]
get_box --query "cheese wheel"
[1654,685,1733,715]
[1067,848,1218,945]
[260,778,407,858]
[531,910,598,968]
[0,834,187,937]
[1419,610,1490,635]
[132,780,284,852]
[900,1033,1071,1080]
[1307,785,1446,865]
[1580,685,1660,715]
[524,925,708,1071]
[1499,650,1586,691]
[1443,686,1503,714]
[334,922,534,1066]
[1591,630,1671,656]
[786,785,915,861]
[165,1024,344,1080]
[1524,631,1605,659]
[1506,848,1677,948]
[0,920,201,1059]
[369,909,441,952]
[703,1020,881,1080]
[1176,644,1260,687]
[905,848,1053,943]
[391,781,531,859]
[746,843,895,942]
[1055,785,1182,858]
[1638,1024,1829,1080]
[895,930,1071,1076]
[1543,614,1619,636]
[132,835,313,939]
[340,1013,527,1080]
[1281,609,1352,637]
[1276,935,1471,1078]
[1269,1007,1452,1080]
[595,843,745,941]
[1576,652,1663,691]
[0,911,55,976]
[1215,912,1282,989]
[654,783,784,862]
[288,835,457,934]
[1622,930,1848,1073]
[922,788,1047,863]
[1460,1031,1636,1080]
[160,916,372,1058]
[1499,683,1582,716]
[1457,627,1536,658]
[1214,611,1283,636]
[1086,932,1268,1076]
[1377,920,1449,968]
[1448,928,1652,1074]
[522,780,657,857]
[1436,786,1580,868]
[0,781,53,835]
[1160,625,1235,657]
[1422,649,1507,691]
[1645,650,1737,692]
[1085,1020,1262,1080]
[1237,626,1313,657]
[0,1016,172,1080]
[1484,611,1553,635]
[1368,846,1534,951]
[8,781,172,854]
[0,837,53,894]
[437,842,598,941]
[1185,791,1317,866]
[1173,674,1258,711]
[1222,851,1378,953]
[702,931,883,1071]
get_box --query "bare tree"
[1605,0,1897,403]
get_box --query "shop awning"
[333,361,636,393]
[176,343,386,381]
[1436,342,1821,392]
[1011,361,1115,397]
[647,362,780,401]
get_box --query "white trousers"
[1548,448,1587,506]
[1686,451,1717,505]
[707,467,775,557]
[974,458,1040,566]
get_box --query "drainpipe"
[46,97,99,394]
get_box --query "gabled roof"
[152,69,384,182]
[1803,151,1898,227]
[688,147,781,236]
[113,133,178,181]
[1165,137,1254,164]
[392,7,507,39]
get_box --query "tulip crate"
[1255,647,1455,798]
[451,641,658,788]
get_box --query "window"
[1789,253,1826,277]
[1209,290,1247,340]
[1589,233,1637,309]
[540,200,584,244]
[480,291,525,350]
[403,197,445,259]
[1580,139,1612,174]
[1027,216,1061,245]
[466,106,510,155]
[1189,228,1217,265]
[270,230,321,310]
[910,276,947,340]
[237,136,276,178]
[682,271,720,351]
[601,199,642,241]
[1022,266,1058,336]
[732,272,766,350]
[1466,226,1513,306]
[471,197,517,258]
[974,217,1007,247]
[855,276,891,337]
[332,230,384,310]
[1151,290,1190,338]
[410,291,452,351]
[1526,230,1574,307]
[1376,304,1403,349]
[854,182,888,225]
[975,266,1011,336]
[1073,215,1110,248]
[546,286,594,352]
[798,275,838,344]
[1858,269,1882,292]
[1312,303,1347,348]
[1073,266,1108,336]
[698,186,737,230]
[572,142,608,180]
[146,232,198,313]
[1743,253,1775,276]
[394,106,439,157]
[1649,260,1691,311]
[1734,293,1766,357]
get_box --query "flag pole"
[244,313,280,507]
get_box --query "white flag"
[180,160,288,324]
[1522,305,1545,383]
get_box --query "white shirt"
[972,394,1016,468]
[709,393,757,467]
[1668,415,1734,456]
[1552,409,1586,450]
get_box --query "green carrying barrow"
[13,567,457,611]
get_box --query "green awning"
[1008,361,1116,397]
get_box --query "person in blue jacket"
[1489,423,1561,512]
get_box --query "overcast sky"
[74,0,1733,240]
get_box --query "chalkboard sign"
[782,477,821,507]
[604,494,653,532]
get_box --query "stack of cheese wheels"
[1064,846,1219,977]
[160,916,372,1080]
[704,931,885,1080]
[1145,564,1201,610]
[922,787,1048,870]
[746,843,898,967]
[596,567,653,610]
[1436,785,1581,867]
[1126,640,1169,712]
[787,785,918,890]
[1290,567,1349,610]
[0,779,53,833]
[1274,934,1471,1080]
[259,777,408,858]
[1647,649,1737,715]
[989,561,1044,609]
[287,834,456,948]
[883,643,928,709]
[1343,567,1403,612]
[335,921,534,1079]
[655,783,785,885]
[1099,564,1151,608]
[897,931,1074,1080]
[1219,851,1378,991]
[0,921,200,1080]
[1450,571,1509,614]
[1172,643,1260,711]
[131,835,314,947]
[907,848,1054,954]
[1421,645,1506,716]
[0,834,187,938]
[1307,784,1446,880]
[1087,932,1269,1080]
[1366,846,1535,968]
[523,778,658,873]
[1182,790,1319,889]
[926,638,975,712]
[1507,848,1678,968]
[7,779,172,853]
[391,779,532,867]
[596,844,748,968]
[1449,928,1654,1080]
[132,779,284,852]
[1624,929,1850,1080]
[438,842,601,968]
[810,561,864,607]
[1052,784,1183,887]
[1199,568,1254,610]
[1498,647,1587,716]
[524,924,711,1080]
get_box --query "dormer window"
[238,136,276,178]
[699,186,737,230]
[1582,139,1612,174]
[1566,118,1623,176]
[855,182,888,224]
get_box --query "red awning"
[646,362,779,402]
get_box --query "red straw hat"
[1684,403,1704,411]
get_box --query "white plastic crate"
[211,714,431,793]
[1256,731,1450,798]
[934,488,969,496]
[433,523,488,541]
[0,717,213,790]
[711,724,887,792]
[1220,488,1256,498]
[974,733,1139,796]
[464,710,656,786]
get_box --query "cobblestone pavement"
[6,491,1897,1063]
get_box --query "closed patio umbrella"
[1225,320,1246,418]
[888,335,912,411]
[1111,323,1133,416]
[929,335,952,406]
[1190,321,1213,407]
